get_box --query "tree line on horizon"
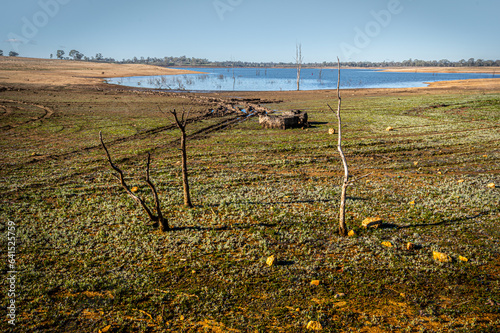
[113,55,500,68]
[2,49,499,68]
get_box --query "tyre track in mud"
[1,97,273,194]
[0,98,54,130]
[8,95,274,167]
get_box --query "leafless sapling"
[99,131,169,232]
[328,58,349,236]
[171,109,194,208]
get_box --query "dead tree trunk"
[171,109,193,208]
[296,43,303,91]
[99,131,169,232]
[328,58,349,236]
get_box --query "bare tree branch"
[145,153,169,231]
[170,109,193,208]
[99,131,169,231]
[328,57,349,236]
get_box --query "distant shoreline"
[0,57,201,86]
[1,57,499,92]
[170,64,500,74]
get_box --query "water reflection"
[106,68,493,92]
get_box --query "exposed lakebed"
[106,67,495,92]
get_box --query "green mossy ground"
[1,85,499,332]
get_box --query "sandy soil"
[0,57,200,86]
[379,66,500,74]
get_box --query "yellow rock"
[310,280,320,286]
[348,230,356,237]
[458,179,465,183]
[266,255,276,266]
[413,161,418,166]
[459,256,468,262]
[409,200,415,205]
[328,128,335,135]
[362,217,383,228]
[131,186,139,192]
[433,251,452,263]
[487,183,496,188]
[382,241,393,248]
[306,320,323,331]
[99,325,112,333]
[386,126,394,131]
[406,242,416,250]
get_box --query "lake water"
[106,67,495,92]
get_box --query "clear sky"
[1,0,499,63]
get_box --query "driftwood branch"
[99,131,169,231]
[328,57,349,236]
[171,109,193,208]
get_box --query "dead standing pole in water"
[295,43,303,91]
[328,58,349,236]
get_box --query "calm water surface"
[106,67,494,92]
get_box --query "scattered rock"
[413,161,419,166]
[362,217,383,228]
[131,186,139,192]
[334,293,345,299]
[409,200,415,205]
[306,320,323,331]
[433,251,452,263]
[348,230,356,237]
[99,325,112,333]
[328,128,335,135]
[266,255,276,266]
[487,183,496,189]
[310,280,320,286]
[406,242,416,251]
[382,241,393,248]
[459,256,468,262]
[386,126,394,131]
[458,179,465,183]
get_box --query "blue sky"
[1,0,499,63]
